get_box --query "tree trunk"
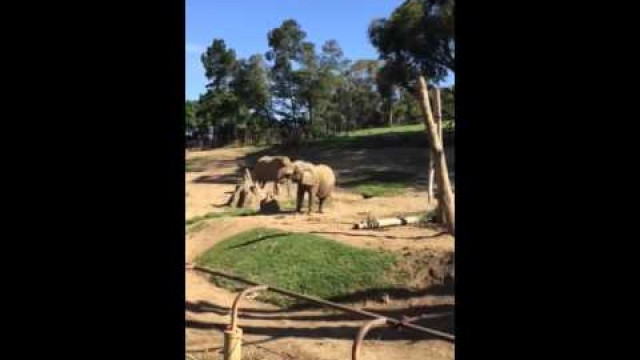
[233,125,238,147]
[416,77,455,235]
[227,168,267,210]
[427,88,442,205]
[432,87,447,225]
[427,157,435,204]
[388,101,394,127]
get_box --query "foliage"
[186,7,454,148]
[266,19,307,126]
[350,182,409,198]
[201,39,237,91]
[369,0,455,90]
[186,208,258,226]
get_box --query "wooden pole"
[416,77,455,234]
[223,327,242,360]
[427,88,441,205]
[431,87,446,223]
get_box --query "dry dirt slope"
[186,146,454,360]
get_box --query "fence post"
[223,327,243,360]
[223,285,269,360]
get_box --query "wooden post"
[427,88,442,205]
[416,77,455,234]
[434,88,447,224]
[223,327,242,360]
[428,87,444,221]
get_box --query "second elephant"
[291,161,336,214]
[251,156,294,196]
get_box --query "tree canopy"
[369,0,454,90]
[186,13,454,148]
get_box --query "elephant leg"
[318,197,325,213]
[274,181,279,196]
[307,190,313,215]
[296,186,304,213]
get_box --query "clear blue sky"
[186,0,454,100]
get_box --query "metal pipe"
[230,285,268,330]
[352,312,453,360]
[190,265,455,342]
[352,318,387,360]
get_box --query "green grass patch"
[186,221,208,234]
[340,170,417,198]
[347,123,426,137]
[351,182,408,198]
[309,124,425,148]
[185,156,211,172]
[278,198,297,210]
[186,208,258,227]
[195,228,401,307]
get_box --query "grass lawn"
[186,209,258,234]
[310,124,428,148]
[339,169,419,198]
[185,156,211,172]
[347,123,426,136]
[195,228,402,306]
[349,182,408,198]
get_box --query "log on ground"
[353,215,423,230]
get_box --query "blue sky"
[186,0,454,100]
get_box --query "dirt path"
[186,147,454,360]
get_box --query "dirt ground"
[186,146,455,360]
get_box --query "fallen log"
[353,215,423,230]
[226,168,265,210]
[226,168,284,214]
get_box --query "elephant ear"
[277,167,290,180]
[301,169,315,186]
[282,166,294,177]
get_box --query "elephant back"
[253,155,292,182]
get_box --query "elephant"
[251,156,294,196]
[291,161,336,214]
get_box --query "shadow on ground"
[219,142,454,191]
[186,298,453,342]
[192,173,241,185]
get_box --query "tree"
[295,39,349,137]
[316,40,349,135]
[440,85,454,123]
[231,54,272,144]
[393,88,422,124]
[369,0,454,89]
[295,41,320,133]
[185,100,198,132]
[369,0,455,234]
[197,39,241,144]
[347,60,384,129]
[232,55,270,113]
[201,39,238,91]
[376,62,398,126]
[266,19,307,130]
